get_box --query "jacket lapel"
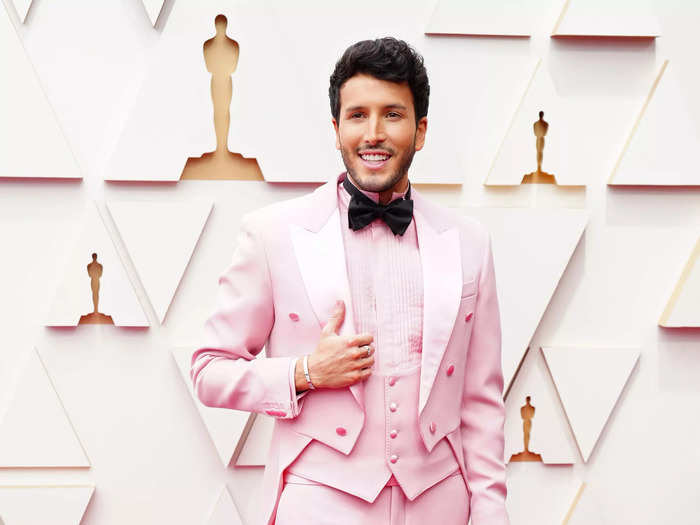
[289,174,364,410]
[413,194,462,415]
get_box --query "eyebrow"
[345,104,408,112]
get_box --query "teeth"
[360,154,390,162]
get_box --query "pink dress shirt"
[338,174,423,374]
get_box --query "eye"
[350,112,364,119]
[387,112,401,118]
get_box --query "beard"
[339,137,417,194]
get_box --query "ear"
[414,117,428,151]
[332,118,341,150]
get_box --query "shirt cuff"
[288,357,308,418]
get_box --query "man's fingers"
[350,344,374,360]
[353,355,375,370]
[347,333,374,347]
[322,300,346,336]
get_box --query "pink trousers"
[275,471,469,525]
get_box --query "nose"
[364,114,386,145]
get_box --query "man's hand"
[295,300,374,392]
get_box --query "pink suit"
[191,172,509,525]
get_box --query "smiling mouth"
[358,151,392,170]
[359,152,391,162]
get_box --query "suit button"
[389,402,397,412]
[464,312,473,322]
[390,454,398,464]
[388,377,396,386]
[390,429,398,439]
[289,312,300,322]
[336,427,347,436]
[446,364,455,377]
[429,422,436,434]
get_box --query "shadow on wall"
[181,14,263,181]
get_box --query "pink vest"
[286,367,460,502]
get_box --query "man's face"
[332,73,427,194]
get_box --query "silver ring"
[362,345,371,357]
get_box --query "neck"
[348,173,409,205]
[378,176,408,205]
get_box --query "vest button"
[390,454,398,464]
[289,312,300,322]
[464,312,473,322]
[446,364,455,376]
[429,422,436,434]
[390,429,398,439]
[388,377,396,386]
[389,402,397,412]
[336,427,347,436]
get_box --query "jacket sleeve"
[460,231,509,525]
[190,214,304,420]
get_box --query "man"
[191,37,508,525]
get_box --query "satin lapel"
[289,191,364,411]
[415,207,462,414]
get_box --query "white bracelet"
[303,355,316,390]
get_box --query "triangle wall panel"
[206,486,244,525]
[505,348,577,464]
[552,0,660,37]
[0,3,81,179]
[659,238,700,327]
[107,200,213,324]
[562,483,587,525]
[172,347,254,467]
[563,482,614,525]
[106,1,304,182]
[0,348,90,468]
[10,0,33,22]
[609,60,700,186]
[44,203,149,327]
[542,346,639,462]
[141,0,165,26]
[0,485,94,525]
[107,1,232,181]
[506,464,581,525]
[234,413,274,467]
[425,0,536,37]
[485,59,588,186]
[463,208,589,389]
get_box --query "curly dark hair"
[329,37,430,125]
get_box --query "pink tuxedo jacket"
[191,173,508,525]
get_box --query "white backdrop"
[2,0,700,524]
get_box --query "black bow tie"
[343,176,414,236]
